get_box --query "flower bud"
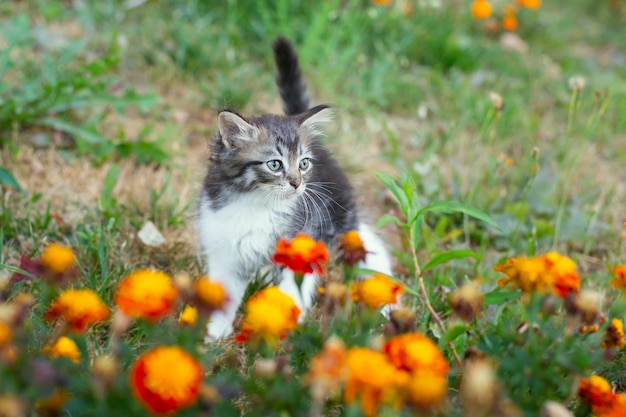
[253,358,277,378]
[541,401,574,417]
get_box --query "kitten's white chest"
[198,193,293,273]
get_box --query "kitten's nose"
[288,176,301,189]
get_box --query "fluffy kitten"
[199,36,392,339]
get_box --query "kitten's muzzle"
[287,175,301,189]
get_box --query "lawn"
[1,1,625,416]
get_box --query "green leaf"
[100,164,120,212]
[417,201,504,232]
[375,172,409,213]
[0,167,23,191]
[376,213,405,228]
[35,117,106,144]
[422,249,480,272]
[443,323,469,344]
[0,263,35,279]
[484,288,521,305]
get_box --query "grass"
[1,0,626,416]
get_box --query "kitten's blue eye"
[267,160,283,171]
[299,158,311,170]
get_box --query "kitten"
[199,36,392,339]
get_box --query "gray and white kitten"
[199,37,392,339]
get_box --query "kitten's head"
[209,104,331,202]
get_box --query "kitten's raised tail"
[272,36,311,116]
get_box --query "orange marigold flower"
[384,333,450,375]
[351,273,404,309]
[610,265,626,291]
[338,230,368,266]
[40,243,76,275]
[344,347,409,417]
[579,375,615,414]
[543,252,580,298]
[372,0,392,5]
[502,7,518,31]
[406,371,449,408]
[130,346,203,415]
[494,252,579,298]
[519,0,541,9]
[114,269,178,321]
[471,0,493,19]
[178,305,198,326]
[235,286,301,346]
[0,322,12,348]
[600,393,626,417]
[306,337,348,400]
[45,289,110,333]
[273,233,329,275]
[45,336,81,364]
[602,318,625,350]
[194,276,228,313]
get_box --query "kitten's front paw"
[204,314,234,343]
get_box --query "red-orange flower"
[45,289,110,333]
[130,346,203,414]
[114,269,178,321]
[579,375,615,414]
[610,265,626,291]
[235,286,301,346]
[273,233,329,274]
[306,337,348,400]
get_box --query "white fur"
[200,190,394,340]
[199,191,296,339]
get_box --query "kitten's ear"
[218,111,258,149]
[297,104,333,133]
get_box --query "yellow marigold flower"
[179,305,198,326]
[130,346,203,414]
[602,318,625,350]
[344,347,409,417]
[114,269,178,321]
[338,230,368,266]
[0,322,12,348]
[273,233,329,275]
[45,289,110,333]
[519,0,541,9]
[306,337,348,400]
[351,273,404,309]
[494,252,579,298]
[579,375,615,414]
[502,6,518,31]
[45,336,81,364]
[194,276,228,313]
[40,243,76,275]
[235,286,300,346]
[406,370,448,408]
[610,265,626,291]
[471,0,493,19]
